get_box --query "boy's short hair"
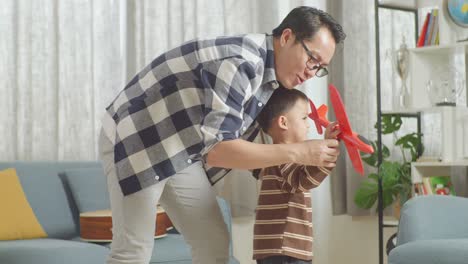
[256,86,308,133]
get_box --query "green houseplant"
[354,115,424,211]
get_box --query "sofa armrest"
[397,195,468,246]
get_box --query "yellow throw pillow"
[0,168,47,240]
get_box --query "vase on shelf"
[393,37,411,110]
[426,66,465,107]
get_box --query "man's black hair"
[272,6,346,44]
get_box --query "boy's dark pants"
[257,256,312,264]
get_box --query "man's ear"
[280,28,294,47]
[277,115,288,130]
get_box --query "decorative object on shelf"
[425,66,465,106]
[354,115,424,212]
[445,0,468,28]
[421,175,456,195]
[417,9,440,47]
[394,37,411,110]
[444,0,468,43]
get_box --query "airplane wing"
[329,84,352,134]
[343,140,365,175]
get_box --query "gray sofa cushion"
[389,239,468,264]
[389,196,468,264]
[63,167,110,213]
[0,162,82,238]
[0,161,102,239]
[397,196,468,246]
[0,239,108,264]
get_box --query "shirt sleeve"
[199,57,259,158]
[277,163,333,193]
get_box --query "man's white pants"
[99,131,229,264]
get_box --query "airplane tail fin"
[317,105,328,120]
[308,99,323,135]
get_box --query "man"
[100,6,346,264]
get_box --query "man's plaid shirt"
[102,34,279,196]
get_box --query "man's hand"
[294,139,340,167]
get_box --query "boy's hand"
[324,121,340,140]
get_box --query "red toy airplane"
[308,84,374,175]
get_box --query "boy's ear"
[277,115,288,130]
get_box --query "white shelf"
[381,109,421,115]
[378,0,417,9]
[413,160,468,167]
[382,106,468,115]
[378,0,441,9]
[411,160,468,183]
[409,42,468,54]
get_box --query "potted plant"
[354,115,424,215]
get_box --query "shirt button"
[258,102,263,107]
[272,82,279,89]
[242,127,247,131]
[187,159,192,164]
[155,176,160,180]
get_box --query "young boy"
[253,87,339,264]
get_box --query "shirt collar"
[262,34,279,89]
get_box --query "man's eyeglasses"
[300,40,328,78]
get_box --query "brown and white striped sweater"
[253,163,331,261]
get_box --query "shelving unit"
[375,0,468,264]
[374,2,419,264]
[375,1,468,264]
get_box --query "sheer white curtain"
[0,0,125,161]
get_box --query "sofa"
[0,161,239,264]
[388,195,468,264]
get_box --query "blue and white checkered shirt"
[102,34,279,195]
